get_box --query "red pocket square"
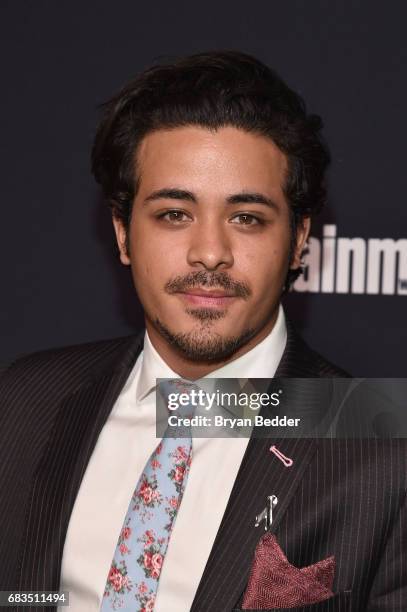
[242,533,335,609]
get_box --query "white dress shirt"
[59,306,287,612]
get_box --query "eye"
[158,210,191,223]
[230,214,262,226]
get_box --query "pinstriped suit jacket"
[0,321,406,612]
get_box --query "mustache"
[164,270,251,299]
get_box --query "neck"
[145,311,279,380]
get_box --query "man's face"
[113,126,309,363]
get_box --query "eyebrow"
[144,188,280,211]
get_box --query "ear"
[290,217,311,270]
[112,215,131,265]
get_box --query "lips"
[177,288,237,307]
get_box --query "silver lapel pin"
[255,495,278,530]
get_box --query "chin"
[154,316,256,363]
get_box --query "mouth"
[176,288,237,308]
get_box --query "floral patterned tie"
[101,379,194,611]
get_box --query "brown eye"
[230,214,261,225]
[159,210,190,223]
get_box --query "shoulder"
[302,344,350,378]
[0,334,145,487]
[0,332,144,399]
[278,317,350,378]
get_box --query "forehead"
[135,126,288,197]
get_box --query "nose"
[186,219,234,270]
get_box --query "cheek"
[130,225,185,287]
[235,241,290,306]
[238,237,290,277]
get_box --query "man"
[0,51,405,611]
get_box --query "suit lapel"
[17,334,144,591]
[190,322,323,612]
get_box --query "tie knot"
[157,378,197,419]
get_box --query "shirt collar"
[137,304,287,402]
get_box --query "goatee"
[154,316,257,363]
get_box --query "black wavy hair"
[91,50,330,288]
